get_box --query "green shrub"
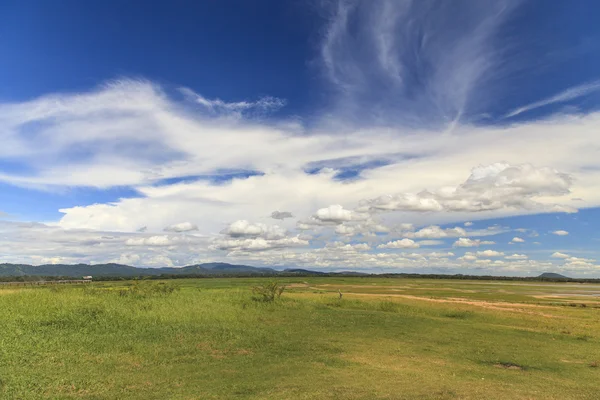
[443,310,474,319]
[252,281,286,302]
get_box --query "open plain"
[1,277,599,399]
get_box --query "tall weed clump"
[252,281,286,302]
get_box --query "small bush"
[443,310,473,319]
[252,281,286,302]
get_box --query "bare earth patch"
[341,292,565,318]
[494,362,524,370]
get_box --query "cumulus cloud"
[326,241,371,252]
[2,214,572,274]
[404,225,466,239]
[476,250,504,257]
[453,238,496,247]
[163,222,199,233]
[211,219,310,253]
[511,237,525,243]
[220,220,286,240]
[271,211,294,220]
[429,252,455,258]
[0,220,211,267]
[551,252,570,259]
[315,204,354,223]
[561,256,599,271]
[377,238,419,249]
[334,224,357,236]
[314,204,368,224]
[464,222,473,227]
[552,230,569,236]
[211,236,309,252]
[458,253,478,262]
[361,163,576,215]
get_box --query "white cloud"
[552,230,569,236]
[417,240,445,246]
[212,236,309,252]
[1,220,587,276]
[334,224,357,236]
[3,79,595,239]
[319,0,518,126]
[561,256,599,271]
[464,222,473,227]
[163,222,198,233]
[476,250,504,257]
[314,204,367,224]
[551,252,570,259]
[127,235,176,246]
[404,225,467,239]
[429,252,455,258]
[505,254,528,260]
[0,220,212,267]
[506,80,600,118]
[511,237,525,243]
[115,253,141,265]
[458,254,478,262]
[377,239,419,249]
[360,163,576,215]
[180,87,285,116]
[453,238,495,247]
[212,219,309,253]
[326,241,371,252]
[220,220,286,240]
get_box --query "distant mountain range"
[0,263,581,281]
[537,272,570,279]
[0,262,286,277]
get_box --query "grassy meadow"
[1,277,599,399]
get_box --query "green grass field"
[1,277,599,399]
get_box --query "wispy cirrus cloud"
[505,80,600,118]
[180,87,286,116]
[319,0,520,127]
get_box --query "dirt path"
[344,292,565,318]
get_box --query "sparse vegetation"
[251,280,285,302]
[1,277,599,399]
[117,280,179,297]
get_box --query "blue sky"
[1,0,600,276]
